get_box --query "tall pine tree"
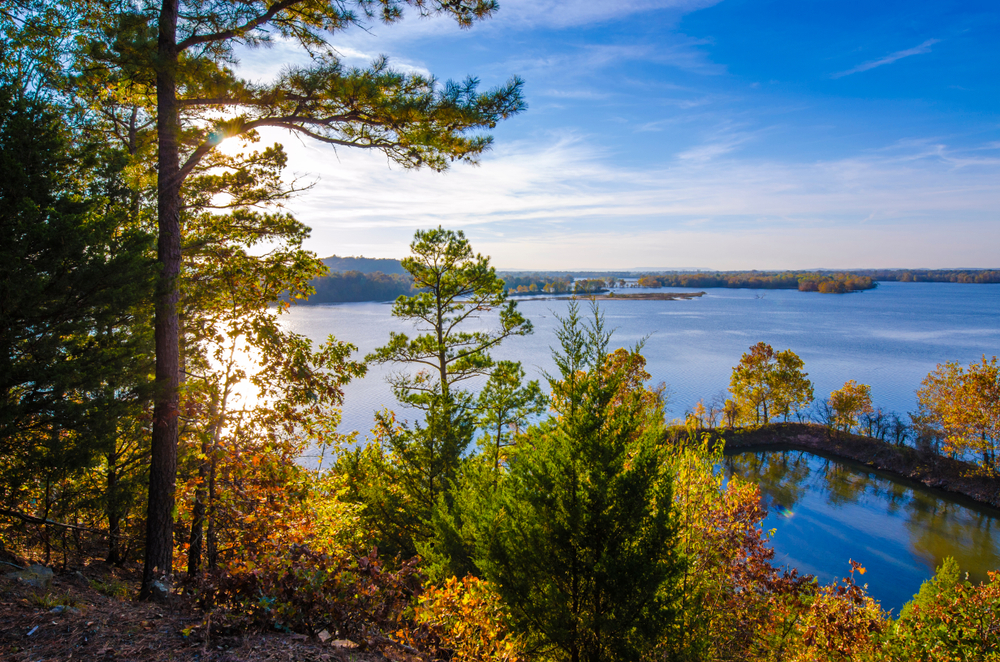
[67,0,524,596]
[481,303,683,662]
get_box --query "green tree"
[415,362,546,582]
[729,341,813,426]
[481,303,682,662]
[476,360,547,485]
[68,0,524,595]
[0,84,155,561]
[366,228,531,532]
[886,557,1000,660]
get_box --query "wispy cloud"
[496,0,722,29]
[676,125,758,161]
[264,128,1000,268]
[832,38,940,78]
[506,38,723,79]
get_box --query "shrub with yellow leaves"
[400,575,527,662]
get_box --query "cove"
[723,449,1000,613]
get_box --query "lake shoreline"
[511,291,707,301]
[713,423,1000,510]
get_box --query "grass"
[88,576,133,600]
[27,590,83,609]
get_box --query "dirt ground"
[0,558,414,662]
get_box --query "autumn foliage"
[401,576,527,662]
[917,356,1000,474]
[829,380,875,434]
[729,342,814,426]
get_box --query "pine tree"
[0,84,154,553]
[65,0,524,596]
[481,303,683,662]
[359,227,532,557]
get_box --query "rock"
[331,639,358,649]
[5,564,54,589]
[148,578,171,602]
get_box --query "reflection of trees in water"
[724,450,811,510]
[818,460,911,512]
[904,495,999,584]
[819,459,868,507]
[727,450,1000,584]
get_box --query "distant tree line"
[501,273,612,295]
[636,271,876,293]
[320,255,409,277]
[854,269,1000,284]
[304,266,1000,304]
[308,270,416,303]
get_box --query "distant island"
[634,271,876,293]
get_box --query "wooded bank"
[716,423,1000,510]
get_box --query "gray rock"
[5,564,54,589]
[148,578,171,601]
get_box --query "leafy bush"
[400,575,527,661]
[885,560,1000,661]
[191,545,422,648]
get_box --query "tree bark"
[141,0,181,600]
[106,446,121,565]
[206,452,218,570]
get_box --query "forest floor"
[718,422,1000,510]
[0,555,414,662]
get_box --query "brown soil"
[0,561,412,662]
[718,422,1000,509]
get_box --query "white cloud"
[233,40,432,83]
[257,127,1000,269]
[496,0,722,29]
[832,39,941,79]
[676,126,757,161]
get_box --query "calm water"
[278,281,1000,609]
[724,449,1000,613]
[281,281,1000,436]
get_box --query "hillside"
[320,256,407,277]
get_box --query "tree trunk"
[206,451,218,570]
[186,461,207,575]
[141,0,181,600]
[106,446,121,565]
[188,390,220,575]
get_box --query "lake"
[277,281,1000,611]
[723,449,1000,613]
[280,281,1000,437]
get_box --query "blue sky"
[239,0,1000,269]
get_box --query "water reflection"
[724,450,1000,612]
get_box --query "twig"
[0,508,104,534]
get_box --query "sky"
[235,0,1000,270]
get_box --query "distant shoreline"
[713,423,1000,510]
[515,291,707,301]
